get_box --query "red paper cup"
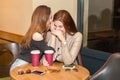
[31,50,40,67]
[44,50,54,66]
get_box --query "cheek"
[47,18,52,24]
[46,22,51,30]
[63,30,66,33]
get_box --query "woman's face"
[54,20,65,34]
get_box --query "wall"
[33,0,77,23]
[83,0,89,47]
[0,0,77,35]
[0,0,32,35]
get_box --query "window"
[77,0,120,53]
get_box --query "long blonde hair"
[21,5,51,48]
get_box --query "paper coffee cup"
[31,50,40,67]
[44,50,54,66]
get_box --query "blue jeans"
[10,58,29,71]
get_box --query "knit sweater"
[47,31,82,65]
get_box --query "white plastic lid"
[31,50,40,54]
[44,50,54,54]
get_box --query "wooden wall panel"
[0,30,23,43]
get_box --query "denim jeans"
[10,58,29,71]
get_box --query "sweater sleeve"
[56,32,82,65]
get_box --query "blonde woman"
[10,5,54,70]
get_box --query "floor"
[0,77,11,80]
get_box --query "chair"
[0,43,21,78]
[89,53,120,80]
[76,51,83,65]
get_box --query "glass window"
[77,0,120,53]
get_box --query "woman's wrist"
[62,41,67,45]
[51,33,56,38]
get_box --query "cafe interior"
[0,0,120,80]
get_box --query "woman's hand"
[52,30,66,43]
[50,22,66,43]
[42,57,49,66]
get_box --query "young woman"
[10,5,54,70]
[43,10,82,66]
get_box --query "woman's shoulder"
[67,32,82,40]
[32,32,43,41]
[74,32,82,38]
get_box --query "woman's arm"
[56,32,82,65]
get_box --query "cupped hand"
[51,30,65,42]
[42,58,49,66]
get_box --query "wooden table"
[10,62,90,80]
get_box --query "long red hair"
[53,10,77,35]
